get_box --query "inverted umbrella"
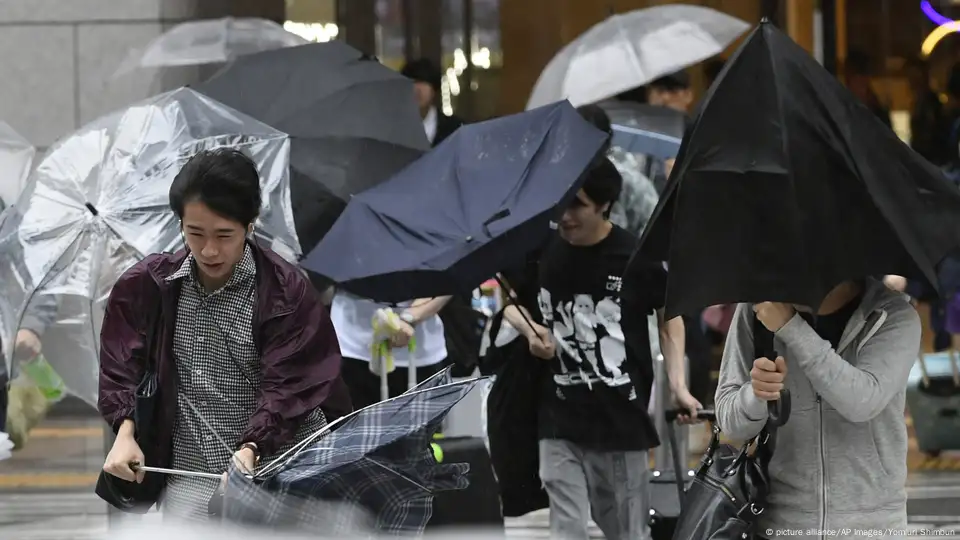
[628,20,960,320]
[194,41,428,255]
[221,368,478,535]
[0,121,35,210]
[526,5,750,109]
[113,17,307,76]
[0,87,300,404]
[302,101,609,303]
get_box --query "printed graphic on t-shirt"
[538,275,632,391]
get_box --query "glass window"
[440,0,501,120]
[375,0,406,69]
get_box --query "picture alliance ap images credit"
[766,528,958,537]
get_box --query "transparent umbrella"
[0,121,36,210]
[526,4,750,109]
[0,87,300,405]
[114,17,307,77]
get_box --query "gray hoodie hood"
[715,278,920,538]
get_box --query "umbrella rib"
[360,455,430,492]
[764,28,815,298]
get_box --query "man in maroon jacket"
[98,148,350,519]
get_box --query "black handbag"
[669,314,791,540]
[96,306,166,513]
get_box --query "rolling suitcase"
[649,408,716,540]
[906,351,960,457]
[427,435,505,533]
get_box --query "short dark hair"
[169,148,262,227]
[648,71,690,92]
[581,157,622,218]
[401,58,443,91]
[576,104,613,155]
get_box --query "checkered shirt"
[222,368,478,536]
[161,245,326,521]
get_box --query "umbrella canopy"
[629,20,960,319]
[302,101,608,303]
[0,87,300,404]
[526,5,749,109]
[603,102,687,139]
[113,17,307,76]
[0,122,35,210]
[194,41,429,256]
[223,368,478,535]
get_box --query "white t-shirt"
[330,290,447,368]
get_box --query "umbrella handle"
[767,390,791,427]
[493,275,542,340]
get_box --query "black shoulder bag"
[668,314,791,540]
[96,304,166,513]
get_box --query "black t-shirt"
[800,291,862,350]
[535,225,666,451]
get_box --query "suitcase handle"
[665,408,716,423]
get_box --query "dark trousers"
[683,312,714,406]
[340,357,446,410]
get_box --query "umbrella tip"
[85,202,99,216]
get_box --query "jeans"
[538,438,651,540]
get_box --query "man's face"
[412,81,435,111]
[559,189,608,245]
[647,87,694,113]
[181,200,251,283]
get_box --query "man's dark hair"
[169,148,262,227]
[581,157,622,219]
[845,49,873,76]
[401,58,443,91]
[648,70,691,92]
[576,104,613,155]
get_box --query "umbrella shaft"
[136,465,222,480]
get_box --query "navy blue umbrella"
[302,100,607,303]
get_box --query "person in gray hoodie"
[0,198,58,432]
[716,277,920,538]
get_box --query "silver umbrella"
[0,87,300,405]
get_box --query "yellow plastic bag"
[6,377,49,449]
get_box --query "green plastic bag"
[19,355,66,402]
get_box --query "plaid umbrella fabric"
[222,368,479,535]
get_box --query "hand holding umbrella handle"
[767,389,791,427]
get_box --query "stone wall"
[0,0,284,149]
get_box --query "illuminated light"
[921,0,952,25]
[921,20,960,57]
[283,21,339,43]
[446,67,461,96]
[919,1,960,57]
[453,48,468,75]
[440,76,454,116]
[472,47,491,69]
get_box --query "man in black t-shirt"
[503,159,700,540]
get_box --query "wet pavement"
[1,416,958,539]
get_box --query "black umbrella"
[629,19,960,320]
[194,41,429,255]
[301,101,608,303]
